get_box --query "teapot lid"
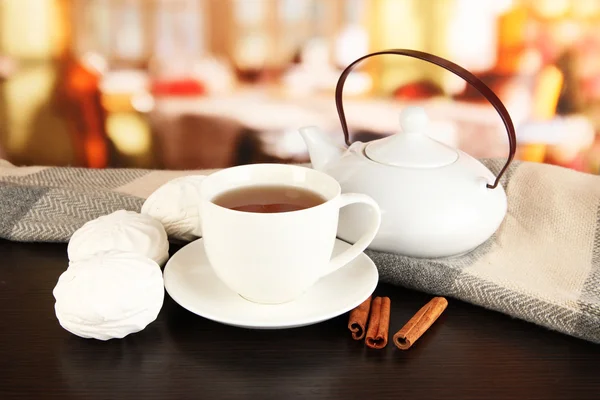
[364,106,458,168]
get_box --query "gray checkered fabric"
[1,158,599,343]
[0,164,148,242]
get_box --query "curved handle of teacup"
[321,193,381,277]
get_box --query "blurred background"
[1,0,600,173]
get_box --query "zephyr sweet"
[141,175,206,241]
[53,251,165,341]
[67,210,169,265]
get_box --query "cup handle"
[322,193,381,277]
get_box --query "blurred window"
[155,0,204,58]
[72,0,206,67]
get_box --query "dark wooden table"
[1,239,598,400]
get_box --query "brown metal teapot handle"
[335,49,516,189]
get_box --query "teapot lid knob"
[399,106,428,134]
[364,106,459,168]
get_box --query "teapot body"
[322,142,507,258]
[300,49,517,257]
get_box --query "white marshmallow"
[141,175,205,241]
[53,251,165,341]
[68,210,169,265]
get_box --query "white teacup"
[198,164,381,304]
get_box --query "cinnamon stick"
[348,296,372,340]
[365,296,391,349]
[393,297,448,350]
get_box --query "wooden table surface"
[1,239,599,400]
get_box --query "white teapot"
[299,49,516,258]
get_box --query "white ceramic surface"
[198,163,381,304]
[299,106,508,258]
[67,210,170,265]
[53,251,165,340]
[163,238,378,329]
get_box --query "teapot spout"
[299,126,345,171]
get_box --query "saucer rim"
[163,238,378,329]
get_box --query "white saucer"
[163,238,378,329]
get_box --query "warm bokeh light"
[106,113,151,156]
[0,0,599,173]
